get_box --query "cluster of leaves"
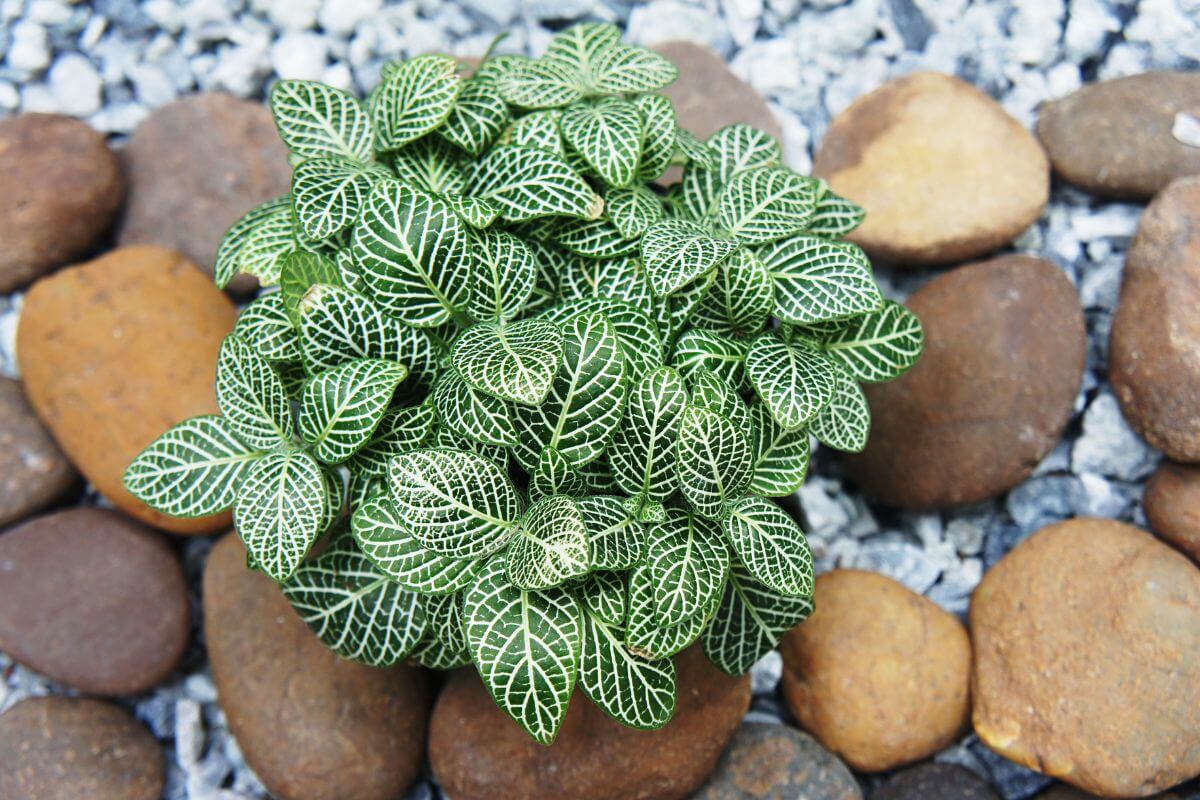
[124,24,922,744]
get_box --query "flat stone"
[0,696,163,800]
[779,569,972,772]
[694,723,862,800]
[204,533,429,800]
[813,72,1049,266]
[843,255,1086,509]
[0,113,125,292]
[0,376,75,527]
[430,645,750,800]
[872,763,998,800]
[1110,176,1200,462]
[1037,72,1200,200]
[17,245,237,534]
[1035,786,1183,800]
[971,518,1200,796]
[1144,461,1200,563]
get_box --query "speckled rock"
[430,646,750,800]
[0,377,75,527]
[17,245,236,534]
[1037,72,1200,200]
[872,763,998,800]
[814,72,1049,266]
[843,255,1085,509]
[694,723,862,800]
[779,570,972,772]
[1144,461,1200,562]
[1110,176,1200,462]
[0,113,125,292]
[0,696,163,800]
[971,518,1200,796]
[1035,786,1183,800]
[205,533,429,800]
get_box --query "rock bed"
[0,0,1199,798]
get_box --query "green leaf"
[298,359,408,463]
[452,319,564,406]
[506,494,590,590]
[544,22,621,82]
[715,167,817,245]
[499,57,584,109]
[389,448,521,559]
[608,366,688,503]
[351,494,483,594]
[642,219,738,297]
[556,254,652,309]
[579,609,676,729]
[280,250,342,323]
[348,403,437,478]
[723,497,814,597]
[466,145,601,222]
[820,300,924,383]
[463,556,582,744]
[691,248,774,337]
[747,403,811,497]
[589,44,679,95]
[646,506,730,625]
[389,137,466,195]
[431,425,509,470]
[214,197,296,289]
[745,332,840,430]
[675,128,715,170]
[234,450,327,582]
[542,297,662,383]
[438,76,509,155]
[373,54,463,151]
[635,94,676,182]
[233,293,300,363]
[466,230,536,322]
[710,124,781,181]
[298,283,427,374]
[411,592,472,669]
[671,329,747,387]
[281,532,426,666]
[553,218,638,260]
[675,161,724,222]
[676,405,752,519]
[216,334,293,450]
[292,156,391,241]
[662,270,717,344]
[506,109,565,155]
[560,98,643,187]
[579,570,627,626]
[810,367,870,453]
[529,447,586,501]
[625,564,713,659]
[702,561,813,675]
[270,79,374,162]
[124,415,263,518]
[805,181,865,238]
[577,456,620,494]
[577,495,645,570]
[689,368,752,439]
[444,193,501,229]
[758,234,882,326]
[317,467,346,537]
[433,367,517,447]
[605,185,664,240]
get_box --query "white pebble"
[769,102,813,173]
[266,0,320,30]
[627,0,731,55]
[174,699,205,766]
[47,53,103,117]
[129,63,177,107]
[271,31,328,80]
[1071,391,1159,481]
[25,0,71,25]
[7,21,51,73]
[1173,112,1200,148]
[722,0,764,47]
[0,80,18,113]
[458,0,520,26]
[318,0,382,35]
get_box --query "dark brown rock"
[0,113,125,292]
[971,518,1200,796]
[0,377,76,527]
[1035,786,1182,800]
[430,645,750,800]
[813,72,1049,266]
[0,696,163,800]
[694,723,862,800]
[1110,176,1200,462]
[0,508,189,694]
[117,93,292,292]
[204,533,429,800]
[1037,72,1200,200]
[871,763,998,800]
[1144,461,1200,561]
[843,255,1085,509]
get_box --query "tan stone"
[1144,461,1200,562]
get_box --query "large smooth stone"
[813,72,1049,266]
[18,245,236,534]
[0,508,188,694]
[429,646,750,800]
[1144,461,1200,562]
[1110,176,1200,462]
[0,696,163,800]
[0,376,75,527]
[971,518,1200,796]
[0,113,125,292]
[694,723,862,800]
[779,569,971,773]
[204,533,429,800]
[117,93,291,292]
[1036,786,1183,800]
[871,763,998,800]
[843,255,1085,509]
[1037,72,1200,199]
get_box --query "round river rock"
[971,518,1200,796]
[0,376,76,528]
[871,763,998,800]
[693,722,862,800]
[1144,461,1200,562]
[843,254,1085,509]
[779,569,971,773]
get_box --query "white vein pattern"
[297,358,408,464]
[215,334,294,450]
[821,300,924,383]
[506,494,590,590]
[608,366,687,502]
[745,332,839,430]
[746,403,811,497]
[715,166,817,244]
[577,495,645,570]
[465,145,599,222]
[351,494,483,594]
[270,79,375,162]
[809,366,871,453]
[702,561,814,676]
[646,506,730,625]
[723,496,815,597]
[233,450,327,582]
[675,405,752,519]
[372,54,462,151]
[579,608,676,729]
[758,233,883,325]
[452,319,564,406]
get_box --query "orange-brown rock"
[17,245,236,534]
[779,569,971,772]
[1144,461,1200,562]
[971,518,1200,796]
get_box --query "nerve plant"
[125,23,922,744]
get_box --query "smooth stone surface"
[0,508,189,694]
[117,93,291,292]
[693,723,862,800]
[872,763,998,800]
[1036,787,1182,800]
[813,71,1049,266]
[1144,461,1200,562]
[430,646,750,800]
[205,533,429,800]
[0,696,164,800]
[1110,176,1200,462]
[0,113,125,292]
[971,518,1200,796]
[1037,72,1200,200]
[0,376,76,527]
[844,255,1085,509]
[18,245,236,534]
[779,569,971,773]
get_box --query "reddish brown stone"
[693,723,862,800]
[873,763,998,800]
[0,376,76,527]
[1144,461,1200,562]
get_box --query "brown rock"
[0,377,76,527]
[843,255,1085,509]
[117,93,292,292]
[779,569,971,773]
[1144,461,1200,561]
[205,533,429,800]
[1110,176,1200,462]
[430,646,750,800]
[1036,787,1182,800]
[0,113,125,292]
[18,245,236,534]
[0,696,163,800]
[813,72,1049,266]
[694,723,862,800]
[871,763,998,800]
[1037,72,1200,200]
[0,508,189,694]
[971,518,1200,796]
